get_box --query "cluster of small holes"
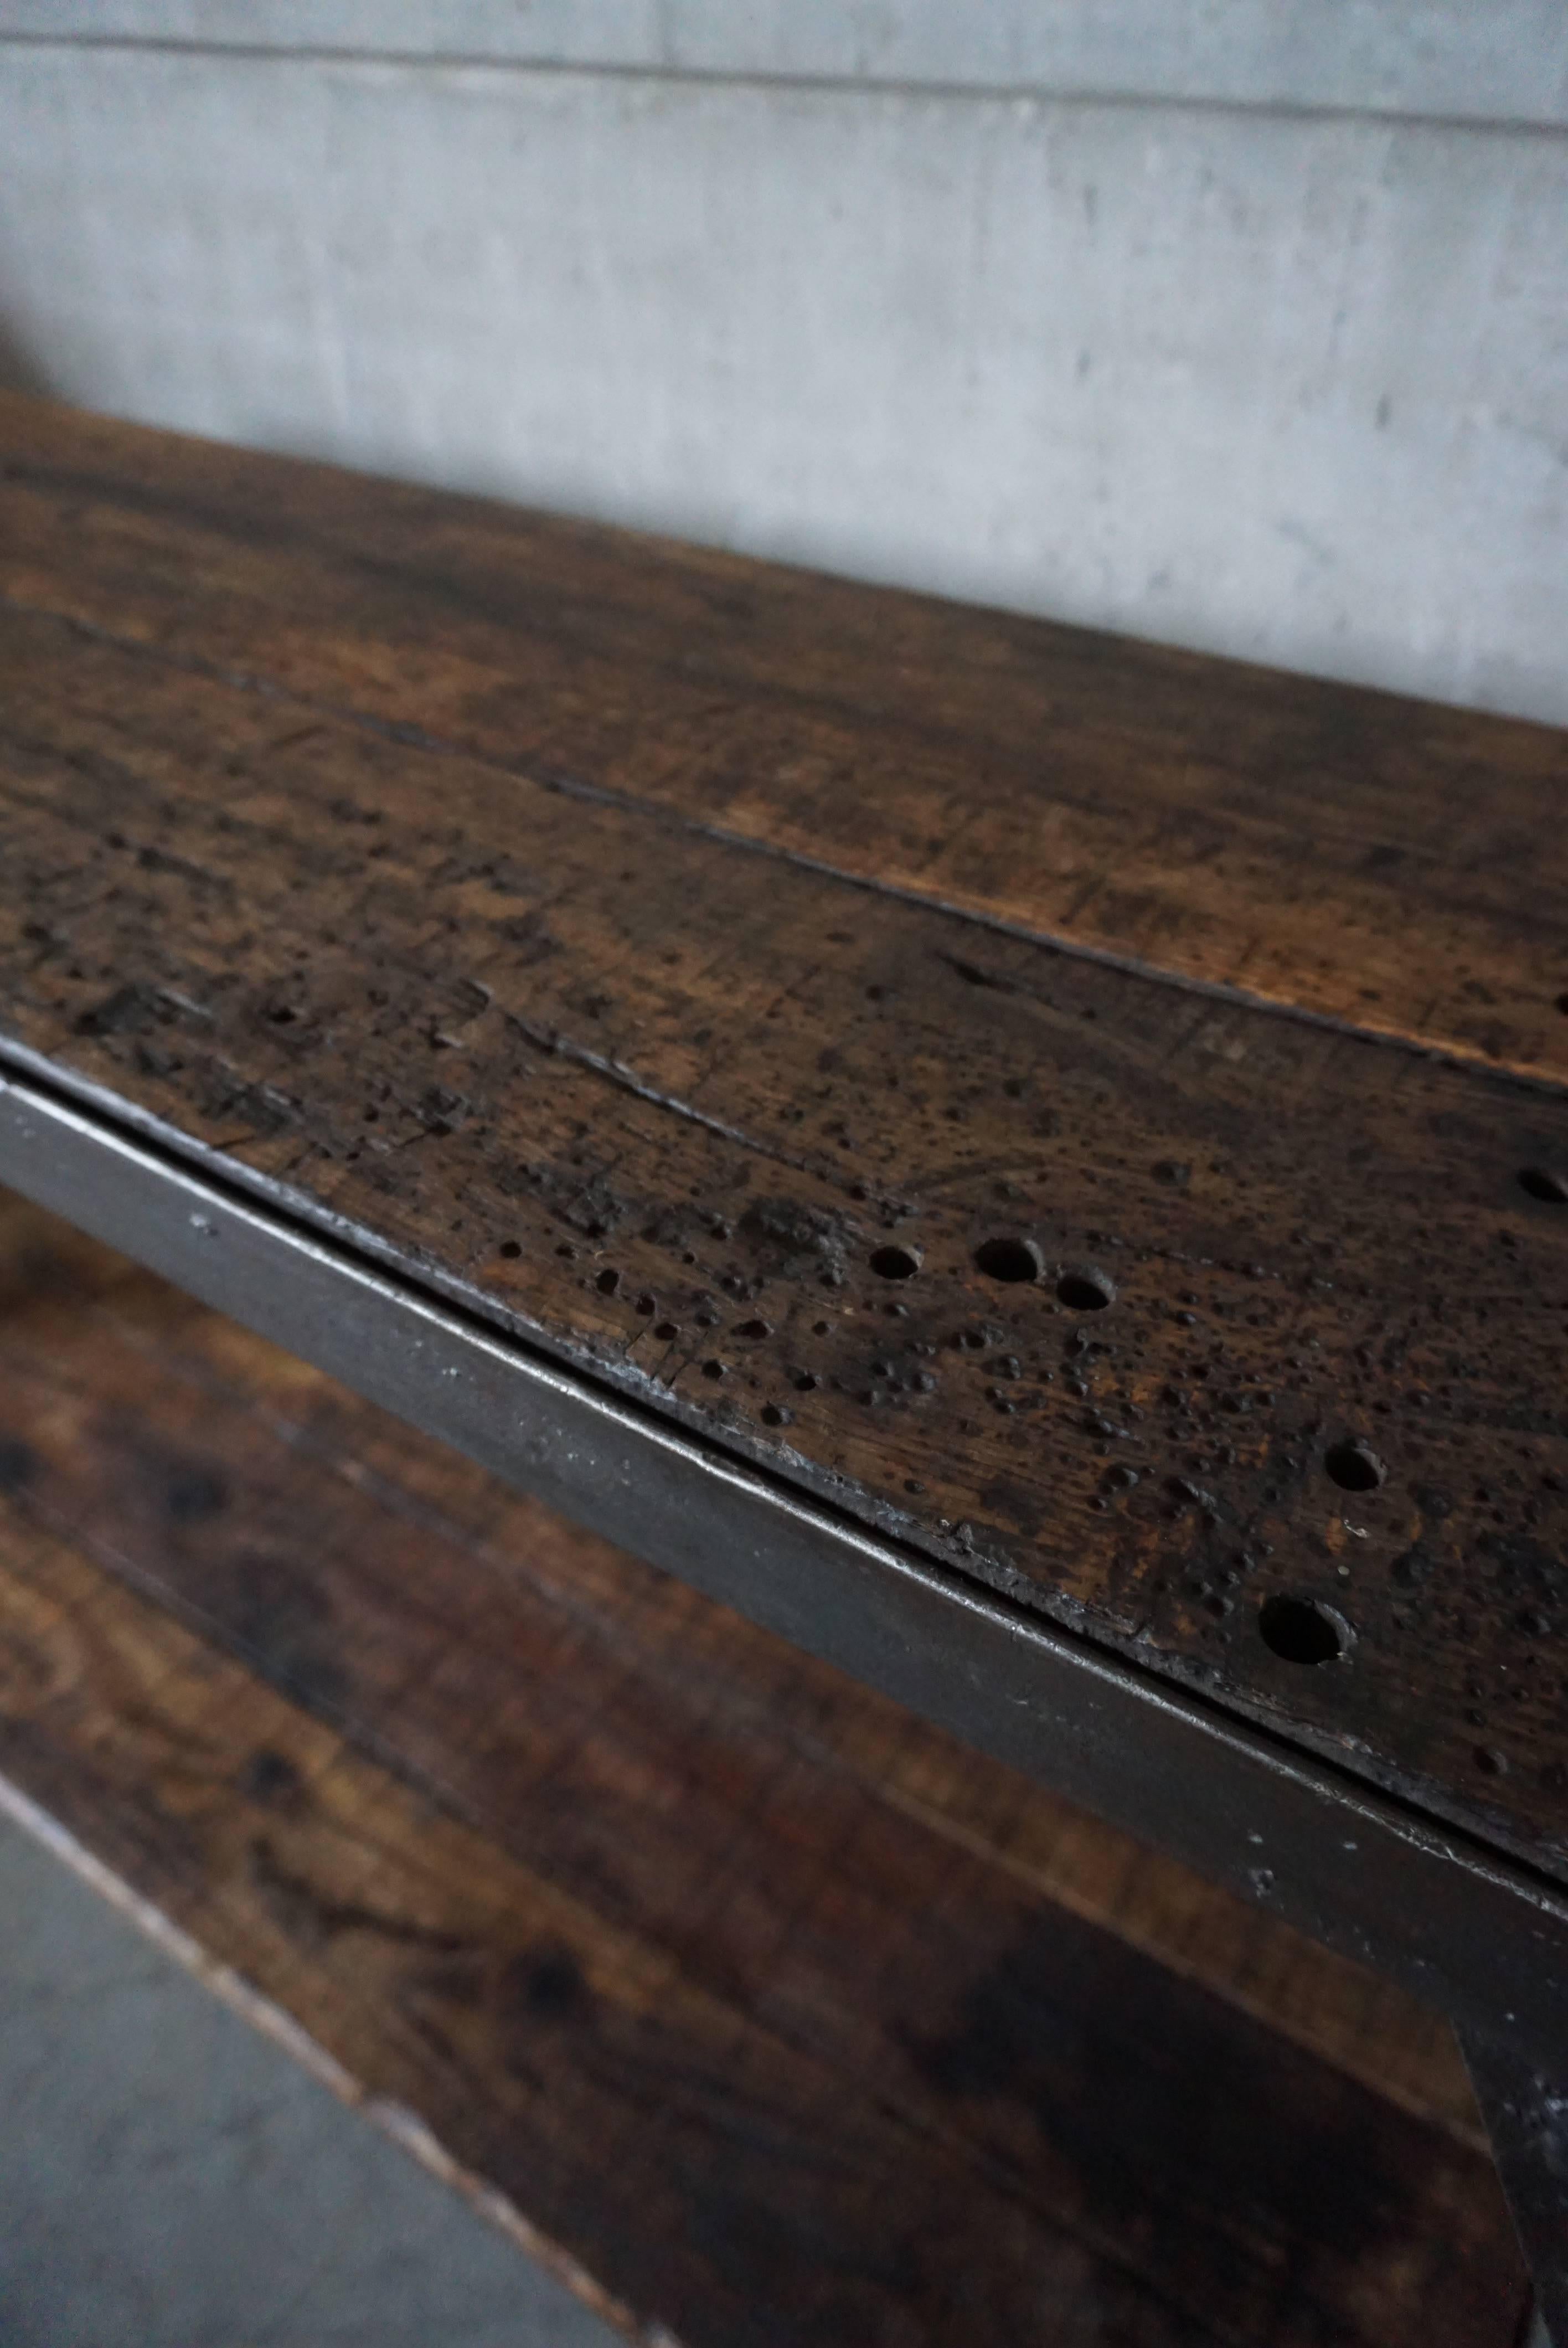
[478,1093,1568,1804]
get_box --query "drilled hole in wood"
[1056,1267,1115,1312]
[1258,1595,1345,1666]
[974,1237,1041,1284]
[498,1240,522,1259]
[1518,1166,1568,1205]
[1324,1439,1386,1494]
[869,1244,921,1280]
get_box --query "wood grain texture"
[3,390,1566,1085]
[0,398,1565,1874]
[0,1193,1529,2347]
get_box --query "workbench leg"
[1458,2026,1567,2347]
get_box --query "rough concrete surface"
[0,1810,622,2348]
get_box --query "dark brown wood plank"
[2,392,1566,1083]
[1,580,1565,1868]
[0,1194,1528,2347]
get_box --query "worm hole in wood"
[1056,1267,1116,1312]
[1324,1439,1386,1494]
[973,1237,1041,1284]
[1258,1595,1346,1666]
[869,1244,922,1280]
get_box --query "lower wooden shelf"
[0,1191,1529,2346]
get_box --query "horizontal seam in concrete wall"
[3,32,1567,143]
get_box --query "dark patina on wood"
[0,394,1565,1882]
[3,392,1565,1087]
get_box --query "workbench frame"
[5,1043,1562,2338]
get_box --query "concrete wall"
[2,7,1565,724]
[7,3,1568,124]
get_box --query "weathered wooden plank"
[2,392,1565,1083]
[0,1194,1529,2345]
[0,580,1565,1869]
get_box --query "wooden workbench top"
[1,390,1565,1880]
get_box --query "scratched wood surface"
[0,1193,1529,2347]
[3,392,1566,1088]
[0,395,1565,1874]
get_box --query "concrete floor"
[0,1810,622,2348]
